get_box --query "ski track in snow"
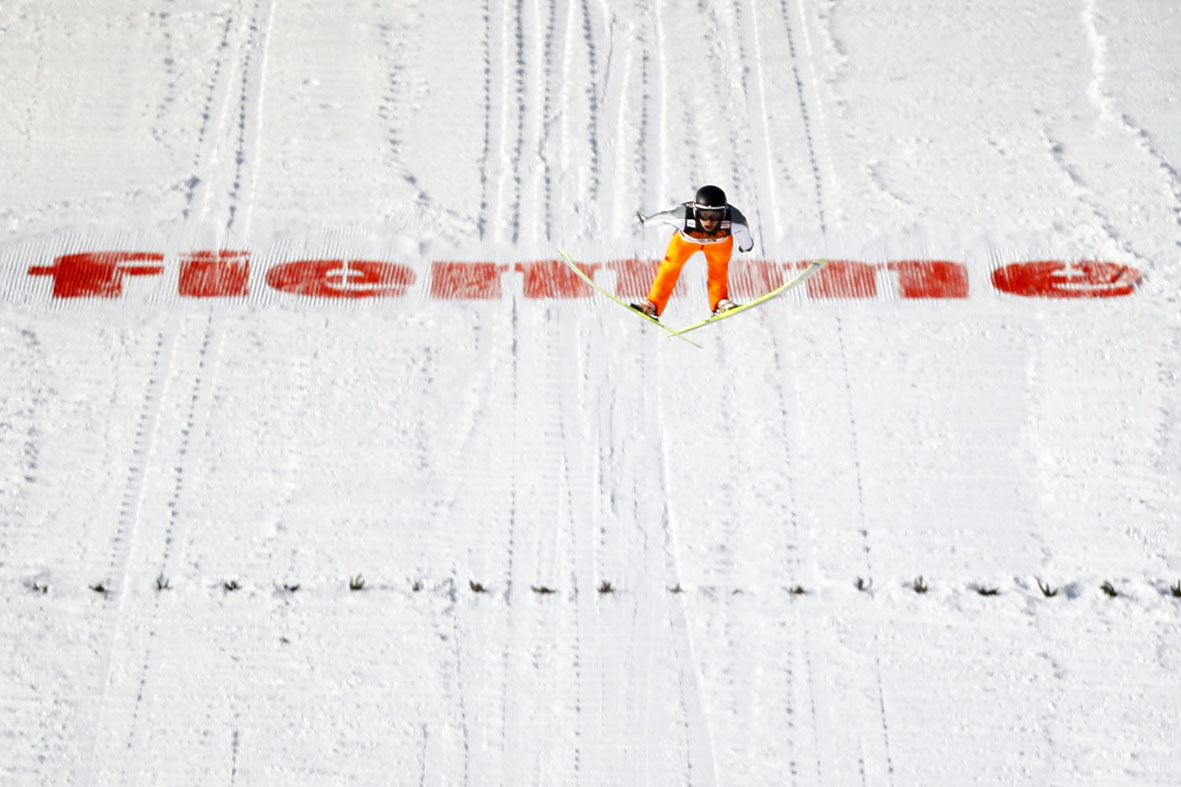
[376,5,452,235]
[84,318,179,784]
[547,329,588,784]
[1039,119,1150,268]
[109,312,225,781]
[634,5,655,212]
[833,316,896,786]
[733,0,774,250]
[655,361,719,786]
[190,5,245,231]
[539,0,562,241]
[764,331,813,785]
[225,0,275,236]
[578,0,603,210]
[508,0,528,246]
[228,727,241,786]
[784,0,832,238]
[182,11,235,222]
[1123,117,1181,254]
[480,0,531,248]
[1036,0,1181,270]
[476,0,494,242]
[171,0,274,237]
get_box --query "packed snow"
[1,0,1179,785]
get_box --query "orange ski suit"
[647,232,734,316]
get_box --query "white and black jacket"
[638,202,755,252]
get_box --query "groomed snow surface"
[2,1,1179,785]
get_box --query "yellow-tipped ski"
[556,248,703,348]
[666,259,828,338]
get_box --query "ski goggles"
[694,207,725,222]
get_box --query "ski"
[555,248,703,348]
[666,259,828,338]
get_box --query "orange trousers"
[647,233,734,315]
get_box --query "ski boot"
[630,299,659,319]
[712,298,739,316]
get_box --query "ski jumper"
[639,202,754,315]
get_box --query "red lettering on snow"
[991,260,1142,298]
[28,251,165,298]
[887,260,970,299]
[805,260,877,299]
[430,262,507,300]
[730,260,789,299]
[516,259,597,299]
[179,251,250,297]
[602,259,663,298]
[265,259,415,298]
[18,250,1143,302]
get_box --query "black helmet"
[692,185,727,226]
[693,184,727,210]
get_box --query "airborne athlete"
[632,184,755,320]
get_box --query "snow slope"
[1,1,1179,785]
